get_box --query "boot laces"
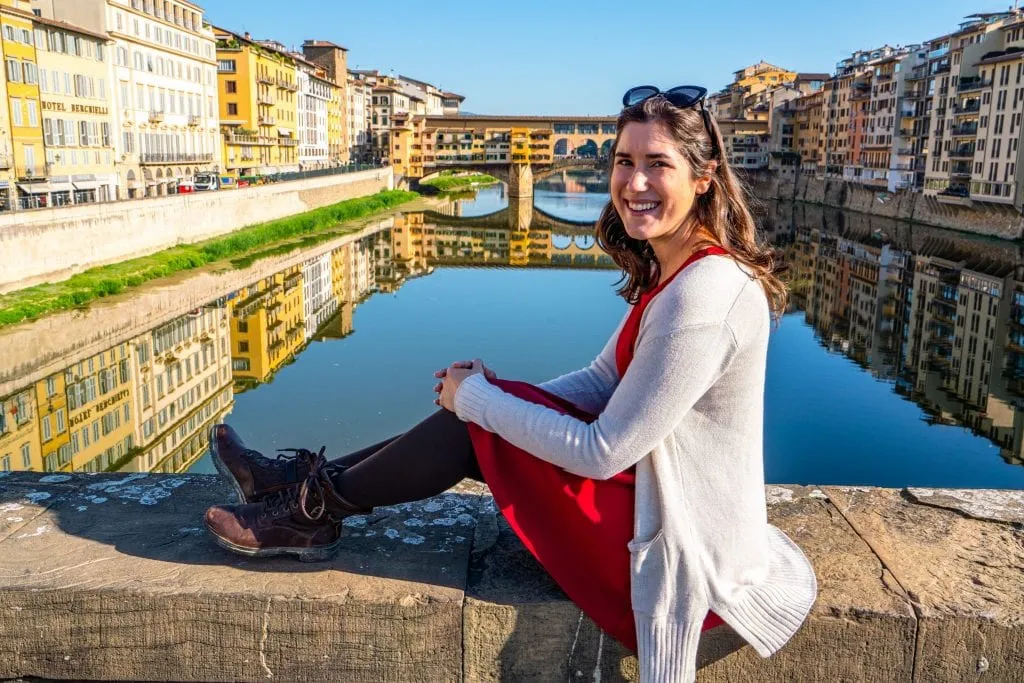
[259,446,333,522]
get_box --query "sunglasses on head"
[621,85,719,158]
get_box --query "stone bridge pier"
[506,163,533,199]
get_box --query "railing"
[140,152,215,164]
[276,77,298,91]
[224,133,274,146]
[950,125,978,137]
[149,110,164,123]
[950,163,973,176]
[928,46,950,60]
[895,147,914,156]
[257,93,275,105]
[187,115,201,126]
[258,115,276,125]
[957,78,991,93]
[256,74,275,85]
[948,146,976,159]
[954,101,981,114]
[279,137,298,146]
[933,63,951,75]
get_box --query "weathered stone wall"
[0,472,1021,682]
[746,171,1024,240]
[0,168,394,293]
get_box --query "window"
[225,80,237,94]
[217,59,236,73]
[23,61,38,84]
[10,98,22,126]
[42,415,52,441]
[21,443,31,469]
[26,100,37,127]
[5,58,20,83]
[55,408,65,432]
[0,456,9,472]
[227,102,237,115]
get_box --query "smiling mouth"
[626,200,661,215]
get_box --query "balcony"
[950,124,978,137]
[895,147,914,156]
[932,61,951,75]
[257,93,275,105]
[948,146,976,160]
[187,115,201,126]
[954,101,981,115]
[149,110,164,123]
[140,153,215,164]
[950,163,973,177]
[276,77,298,92]
[225,133,274,146]
[258,115,276,125]
[957,77,991,93]
[904,87,925,99]
[256,74,275,85]
[928,46,950,60]
[279,137,298,146]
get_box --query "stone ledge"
[0,473,1020,682]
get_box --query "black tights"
[327,409,483,509]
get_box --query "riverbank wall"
[0,167,394,293]
[0,215,396,398]
[746,171,1024,241]
[0,472,1020,681]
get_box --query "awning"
[17,183,52,194]
[127,180,142,189]
[73,180,102,190]
[277,127,293,137]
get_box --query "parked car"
[938,186,969,198]
[177,180,195,193]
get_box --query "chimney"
[244,32,251,40]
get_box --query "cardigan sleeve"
[535,310,626,415]
[454,321,737,480]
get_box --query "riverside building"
[33,0,220,198]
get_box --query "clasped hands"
[433,358,497,412]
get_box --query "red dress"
[468,247,727,652]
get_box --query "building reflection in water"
[6,198,1024,474]
[775,202,1024,468]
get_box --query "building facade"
[33,15,118,203]
[294,55,330,169]
[346,70,371,162]
[1,0,45,208]
[213,28,298,178]
[300,39,348,164]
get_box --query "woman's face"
[610,121,710,244]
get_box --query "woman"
[204,86,817,682]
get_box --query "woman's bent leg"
[331,409,482,509]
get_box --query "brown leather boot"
[204,450,369,562]
[209,424,323,503]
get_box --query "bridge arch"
[600,139,614,159]
[554,138,569,157]
[551,234,573,251]
[574,234,596,250]
[577,139,598,158]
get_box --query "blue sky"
[202,0,1012,115]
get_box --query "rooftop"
[302,38,349,51]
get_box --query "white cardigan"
[455,255,817,682]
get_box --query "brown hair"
[595,96,788,318]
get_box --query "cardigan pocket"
[628,529,670,614]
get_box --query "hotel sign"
[69,388,130,426]
[42,101,109,115]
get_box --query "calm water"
[3,168,1024,490]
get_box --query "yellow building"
[230,266,305,386]
[0,387,39,472]
[33,372,67,472]
[32,14,117,204]
[1,0,45,209]
[0,20,11,209]
[326,76,344,163]
[793,90,825,173]
[213,26,299,179]
[59,343,136,472]
[390,111,425,177]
